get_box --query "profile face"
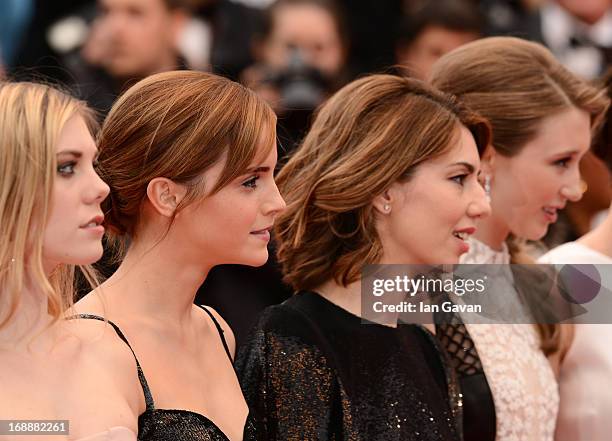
[379,125,490,264]
[488,107,591,241]
[174,133,286,267]
[42,115,110,271]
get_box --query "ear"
[146,178,187,218]
[372,187,394,215]
[480,143,497,176]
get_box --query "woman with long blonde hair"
[0,81,131,439]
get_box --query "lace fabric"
[456,238,559,441]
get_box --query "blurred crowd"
[2,0,611,343]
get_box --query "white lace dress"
[459,238,559,441]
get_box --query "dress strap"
[67,314,155,411]
[197,305,233,363]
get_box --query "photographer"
[242,0,350,154]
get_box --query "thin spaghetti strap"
[197,305,233,363]
[67,314,155,410]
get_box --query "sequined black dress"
[72,306,259,441]
[236,291,462,441]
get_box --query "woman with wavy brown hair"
[73,70,285,441]
[429,36,610,441]
[236,73,491,440]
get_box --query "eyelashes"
[56,159,100,177]
[450,174,468,186]
[57,161,77,176]
[242,175,260,189]
[554,157,571,168]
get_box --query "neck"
[96,237,212,324]
[0,281,56,350]
[578,207,612,258]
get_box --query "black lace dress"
[71,306,260,441]
[236,291,462,441]
[435,317,496,441]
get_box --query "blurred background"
[3,0,611,345]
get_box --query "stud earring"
[384,204,390,212]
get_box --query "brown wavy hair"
[275,74,491,291]
[97,70,276,258]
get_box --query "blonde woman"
[0,82,143,440]
[429,36,609,441]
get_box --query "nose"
[560,169,585,202]
[264,179,287,218]
[87,169,110,204]
[467,181,491,219]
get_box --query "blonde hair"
[275,74,491,291]
[97,70,277,257]
[0,81,99,330]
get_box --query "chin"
[238,251,270,267]
[522,225,549,242]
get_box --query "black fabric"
[68,312,259,441]
[435,320,496,441]
[236,291,461,441]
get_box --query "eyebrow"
[57,150,101,161]
[243,166,271,175]
[449,161,476,173]
[57,150,82,158]
[552,149,581,157]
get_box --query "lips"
[452,227,475,254]
[80,215,104,228]
[250,225,272,242]
[542,206,560,223]
[452,227,476,241]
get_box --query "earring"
[384,204,390,213]
[484,175,491,203]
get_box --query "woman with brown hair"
[73,70,286,441]
[236,73,491,440]
[539,68,612,441]
[429,36,610,441]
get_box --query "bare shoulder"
[62,318,146,418]
[195,305,236,359]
